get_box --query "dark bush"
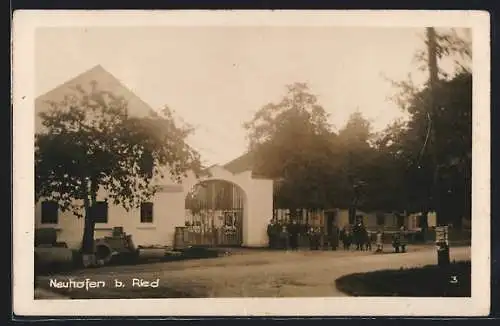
[180,246,219,259]
[35,228,57,246]
[335,261,471,297]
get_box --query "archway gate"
[184,180,244,246]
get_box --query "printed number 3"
[450,276,458,284]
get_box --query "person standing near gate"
[363,227,372,251]
[342,225,352,250]
[399,225,408,253]
[279,224,289,250]
[330,225,339,250]
[267,219,275,249]
[307,226,316,250]
[354,217,364,251]
[288,220,300,251]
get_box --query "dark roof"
[223,151,254,174]
[223,151,275,179]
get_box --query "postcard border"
[12,10,491,316]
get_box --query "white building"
[35,65,274,249]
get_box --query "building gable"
[35,64,157,132]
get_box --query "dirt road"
[36,245,471,298]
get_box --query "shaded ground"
[36,245,471,299]
[335,261,470,297]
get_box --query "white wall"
[336,210,350,229]
[35,165,275,249]
[407,211,437,230]
[35,171,186,250]
[428,211,437,227]
[245,178,273,247]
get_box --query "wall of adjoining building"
[271,208,437,231]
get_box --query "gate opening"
[184,180,245,247]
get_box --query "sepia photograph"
[12,10,490,316]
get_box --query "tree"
[245,83,403,218]
[35,82,202,264]
[387,28,472,227]
[244,82,331,150]
[413,28,472,77]
[244,83,337,216]
[335,111,381,220]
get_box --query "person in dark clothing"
[399,226,408,253]
[307,227,321,250]
[288,220,300,251]
[341,226,352,250]
[267,219,277,249]
[279,225,289,250]
[330,225,339,250]
[352,224,359,250]
[353,219,365,251]
[307,227,315,250]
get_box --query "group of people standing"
[340,222,373,251]
[340,223,409,253]
[266,219,340,251]
[267,218,397,253]
[267,219,303,250]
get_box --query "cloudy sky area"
[36,27,457,166]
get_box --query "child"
[375,230,383,253]
[342,227,352,250]
[364,229,372,251]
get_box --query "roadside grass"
[335,260,471,297]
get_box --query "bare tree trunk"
[426,27,443,227]
[420,208,429,241]
[349,205,357,225]
[81,177,98,267]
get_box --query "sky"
[36,26,443,166]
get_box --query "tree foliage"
[35,82,202,254]
[244,83,337,212]
[381,27,472,225]
[386,71,472,224]
[244,83,381,214]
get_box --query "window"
[140,202,153,223]
[376,213,385,226]
[92,201,108,223]
[41,201,58,224]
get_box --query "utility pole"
[426,27,439,224]
[427,27,439,92]
[427,27,450,266]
